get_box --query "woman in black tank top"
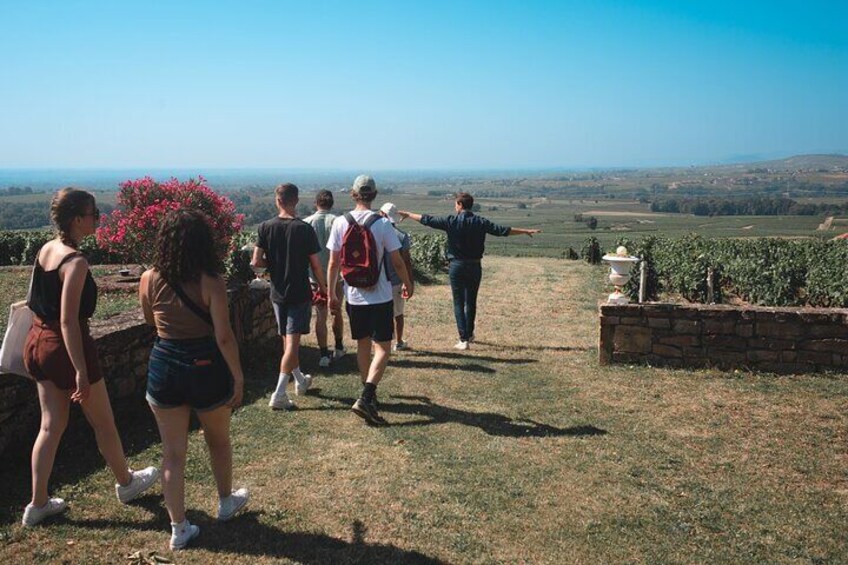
[21,188,159,528]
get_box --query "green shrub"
[410,233,447,278]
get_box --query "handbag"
[0,259,37,378]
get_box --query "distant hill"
[712,154,848,172]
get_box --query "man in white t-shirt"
[327,175,414,425]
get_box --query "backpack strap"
[364,213,381,229]
[363,214,388,277]
[169,281,213,326]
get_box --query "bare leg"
[196,405,233,499]
[31,381,71,507]
[277,336,286,374]
[315,305,328,351]
[395,315,405,344]
[367,340,392,386]
[150,405,191,524]
[281,334,301,374]
[331,306,344,346]
[356,338,371,384]
[80,380,132,486]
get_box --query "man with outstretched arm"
[399,192,539,350]
[326,175,414,425]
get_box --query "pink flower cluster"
[96,176,244,265]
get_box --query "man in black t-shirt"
[252,183,327,411]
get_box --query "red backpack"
[340,212,383,288]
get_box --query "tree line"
[650,197,848,216]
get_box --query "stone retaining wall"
[599,303,848,374]
[0,286,276,455]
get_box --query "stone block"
[747,350,780,363]
[807,325,848,339]
[647,318,671,329]
[620,317,644,326]
[614,326,652,354]
[797,351,833,365]
[703,320,736,335]
[641,304,679,317]
[598,325,615,365]
[747,337,797,351]
[652,344,682,358]
[802,339,848,354]
[600,316,620,326]
[704,335,747,351]
[756,322,804,339]
[659,334,701,347]
[672,320,701,335]
[735,324,754,338]
[707,350,747,367]
[683,346,707,359]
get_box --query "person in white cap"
[326,175,414,425]
[379,202,414,351]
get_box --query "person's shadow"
[64,501,445,564]
[314,392,607,438]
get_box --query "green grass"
[1,257,846,563]
[0,267,137,340]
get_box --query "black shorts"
[146,337,233,412]
[346,300,394,343]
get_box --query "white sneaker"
[116,466,159,503]
[218,487,249,521]
[294,373,313,396]
[170,519,200,550]
[454,340,469,350]
[269,393,295,411]
[393,340,408,351]
[319,355,332,368]
[22,498,67,527]
[333,346,346,360]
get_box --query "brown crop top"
[142,270,214,340]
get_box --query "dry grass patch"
[1,257,846,563]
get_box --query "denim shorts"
[272,300,311,335]
[146,336,233,412]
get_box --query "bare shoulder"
[200,272,227,293]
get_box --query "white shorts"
[391,284,405,317]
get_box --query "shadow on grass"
[473,341,594,353]
[400,349,539,365]
[65,507,445,564]
[314,392,607,438]
[0,392,166,526]
[390,359,497,373]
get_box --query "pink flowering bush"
[97,176,244,266]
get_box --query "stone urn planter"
[602,247,640,304]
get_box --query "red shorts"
[24,317,104,390]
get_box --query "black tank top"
[27,251,98,322]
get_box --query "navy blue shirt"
[420,211,510,261]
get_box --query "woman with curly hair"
[22,188,159,527]
[139,208,247,550]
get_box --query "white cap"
[379,202,400,224]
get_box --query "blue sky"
[0,0,845,169]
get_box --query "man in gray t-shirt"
[303,190,345,367]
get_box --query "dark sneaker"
[352,398,387,426]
